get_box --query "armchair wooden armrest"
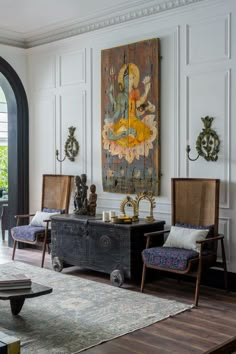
[196,234,227,273]
[196,234,224,244]
[144,229,171,248]
[15,213,36,226]
[15,213,35,219]
[43,219,52,230]
[144,229,171,238]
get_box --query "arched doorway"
[0,57,29,247]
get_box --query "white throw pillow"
[30,211,58,227]
[163,226,208,253]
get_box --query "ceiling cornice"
[0,0,204,49]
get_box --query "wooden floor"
[1,234,236,354]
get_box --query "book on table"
[0,274,32,290]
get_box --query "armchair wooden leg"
[12,240,17,260]
[195,261,203,307]
[195,273,201,307]
[41,235,48,268]
[141,263,147,292]
[41,248,46,268]
[221,238,228,291]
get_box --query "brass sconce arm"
[56,126,80,162]
[186,116,220,162]
[186,144,200,161]
[56,149,66,162]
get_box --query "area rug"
[0,262,193,353]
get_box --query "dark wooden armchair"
[141,178,228,306]
[11,174,73,268]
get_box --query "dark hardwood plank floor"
[1,234,236,354]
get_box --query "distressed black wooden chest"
[51,214,165,284]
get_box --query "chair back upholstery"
[41,174,73,213]
[171,178,220,236]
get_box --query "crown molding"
[0,0,204,49]
[0,28,26,49]
[0,37,25,49]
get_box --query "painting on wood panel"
[101,38,160,195]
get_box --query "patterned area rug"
[0,262,193,353]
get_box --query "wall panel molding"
[174,26,181,177]
[185,75,190,177]
[225,13,231,59]
[219,217,230,264]
[59,49,86,87]
[32,55,56,91]
[57,89,87,175]
[186,13,231,65]
[88,48,94,183]
[185,69,231,209]
[31,94,57,176]
[80,90,87,175]
[223,69,231,209]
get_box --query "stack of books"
[0,274,32,291]
[0,331,20,354]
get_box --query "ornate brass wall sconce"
[186,116,220,162]
[56,126,80,162]
[136,191,156,222]
[120,196,139,222]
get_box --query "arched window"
[0,57,29,247]
[0,86,8,196]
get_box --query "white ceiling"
[0,0,202,48]
[0,0,142,35]
[0,0,153,40]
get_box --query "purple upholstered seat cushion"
[43,208,65,214]
[142,247,199,271]
[11,225,46,242]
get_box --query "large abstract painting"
[101,38,160,195]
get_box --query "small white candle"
[109,210,116,220]
[102,211,109,222]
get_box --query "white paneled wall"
[59,89,87,174]
[25,0,236,271]
[28,48,91,210]
[186,15,231,65]
[59,50,86,86]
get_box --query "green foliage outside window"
[0,146,8,192]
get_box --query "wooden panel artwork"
[101,38,160,195]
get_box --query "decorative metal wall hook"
[56,126,80,162]
[186,116,220,162]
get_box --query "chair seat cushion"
[142,247,199,271]
[11,225,46,242]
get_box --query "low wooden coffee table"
[0,282,53,315]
